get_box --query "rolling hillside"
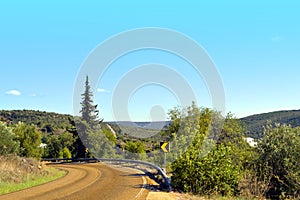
[0,110,72,134]
[241,109,300,138]
[110,110,300,139]
[108,121,170,130]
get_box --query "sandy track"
[0,163,149,200]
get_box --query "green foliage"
[43,135,61,158]
[73,75,116,159]
[70,117,116,159]
[163,103,203,161]
[125,141,146,153]
[0,122,19,155]
[219,113,255,171]
[102,127,117,144]
[13,122,42,159]
[172,144,240,196]
[124,141,146,160]
[80,76,103,127]
[70,118,92,158]
[43,131,76,158]
[59,147,72,159]
[218,113,245,145]
[169,105,248,196]
[256,123,300,198]
[58,131,76,151]
[0,110,72,132]
[87,127,116,158]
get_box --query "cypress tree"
[80,75,103,127]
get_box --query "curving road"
[0,163,149,200]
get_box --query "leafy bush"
[0,122,19,155]
[172,143,240,196]
[59,147,72,159]
[13,122,42,159]
[256,123,300,198]
[170,106,246,196]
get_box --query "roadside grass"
[0,156,66,195]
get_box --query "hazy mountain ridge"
[108,121,171,130]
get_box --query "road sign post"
[85,148,88,161]
[163,152,167,173]
[160,142,170,173]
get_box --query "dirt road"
[0,163,149,200]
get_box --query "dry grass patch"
[0,155,44,183]
[0,156,66,195]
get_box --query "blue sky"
[1,1,299,121]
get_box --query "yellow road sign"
[160,142,169,153]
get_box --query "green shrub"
[13,122,42,159]
[172,144,240,196]
[0,122,19,155]
[59,147,72,159]
[170,107,245,196]
[256,123,300,198]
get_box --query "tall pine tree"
[80,75,103,127]
[71,75,104,158]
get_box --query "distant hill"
[110,110,300,139]
[241,109,300,139]
[0,110,72,134]
[108,121,170,130]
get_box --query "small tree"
[13,122,42,159]
[256,123,300,198]
[59,147,72,159]
[170,106,245,196]
[0,122,19,155]
[44,135,61,158]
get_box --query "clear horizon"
[1,1,299,121]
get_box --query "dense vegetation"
[256,124,300,199]
[2,108,300,142]
[0,109,72,132]
[1,76,299,199]
[168,105,300,199]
